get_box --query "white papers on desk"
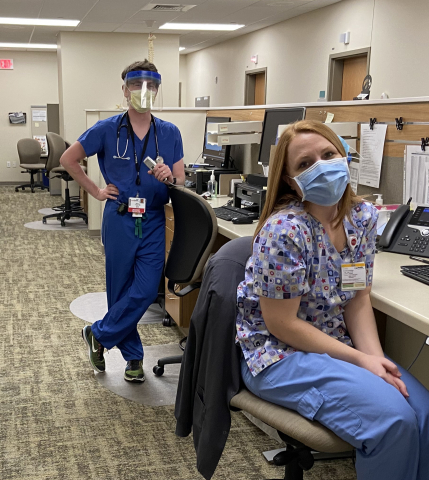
[358,124,387,189]
[404,145,429,206]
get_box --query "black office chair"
[15,138,48,193]
[175,237,353,480]
[42,132,88,227]
[153,186,218,376]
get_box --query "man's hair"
[121,59,158,80]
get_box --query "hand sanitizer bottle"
[207,170,217,198]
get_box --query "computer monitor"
[257,108,306,165]
[203,116,231,169]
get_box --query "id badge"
[341,262,366,291]
[128,197,146,217]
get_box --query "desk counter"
[208,196,429,338]
[371,253,429,336]
[206,195,258,240]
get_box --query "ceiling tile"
[0,0,44,18]
[0,0,345,54]
[29,28,60,44]
[82,0,152,23]
[39,0,99,21]
[114,23,154,33]
[75,22,123,32]
[177,0,260,22]
[126,10,183,23]
[0,26,33,43]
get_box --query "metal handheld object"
[143,156,157,170]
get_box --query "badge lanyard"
[128,112,158,186]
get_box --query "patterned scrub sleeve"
[253,216,310,300]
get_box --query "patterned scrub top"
[236,200,378,376]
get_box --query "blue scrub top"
[78,114,184,209]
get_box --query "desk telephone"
[378,204,429,258]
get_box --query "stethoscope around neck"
[114,111,161,185]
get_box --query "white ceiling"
[0,0,343,53]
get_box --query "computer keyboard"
[400,265,429,286]
[213,205,258,221]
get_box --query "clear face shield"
[123,70,163,113]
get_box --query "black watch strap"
[173,177,177,185]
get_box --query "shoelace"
[128,360,141,370]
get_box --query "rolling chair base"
[15,183,48,193]
[43,211,88,227]
[153,355,183,377]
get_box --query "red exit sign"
[0,59,13,70]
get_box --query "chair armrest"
[167,278,201,297]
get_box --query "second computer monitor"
[258,108,306,165]
[203,116,231,169]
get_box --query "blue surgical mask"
[289,157,350,206]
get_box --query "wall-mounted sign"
[250,55,258,65]
[0,59,13,70]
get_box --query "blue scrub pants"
[91,201,165,361]
[241,353,429,480]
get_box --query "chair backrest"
[17,139,42,165]
[205,236,253,298]
[165,186,218,285]
[45,132,67,172]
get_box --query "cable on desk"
[406,336,428,371]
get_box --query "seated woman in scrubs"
[236,120,429,480]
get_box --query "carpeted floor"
[0,186,357,480]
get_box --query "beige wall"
[183,0,429,106]
[370,0,429,98]
[58,32,180,144]
[0,51,58,182]
[179,55,188,107]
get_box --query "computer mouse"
[232,217,254,224]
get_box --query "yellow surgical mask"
[128,89,156,113]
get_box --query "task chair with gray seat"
[15,138,48,193]
[42,132,88,227]
[175,236,353,480]
[153,185,218,377]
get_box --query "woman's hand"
[95,183,119,201]
[358,354,409,398]
[148,163,173,184]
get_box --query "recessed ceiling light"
[0,43,57,49]
[159,23,244,31]
[0,17,80,27]
[179,47,186,51]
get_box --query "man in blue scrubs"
[60,59,185,382]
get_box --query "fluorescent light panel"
[160,23,244,31]
[179,47,186,51]
[0,17,80,27]
[0,43,57,49]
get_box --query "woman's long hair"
[254,120,361,241]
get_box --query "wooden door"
[341,55,367,101]
[254,73,266,105]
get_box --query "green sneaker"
[82,325,105,373]
[124,360,145,383]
